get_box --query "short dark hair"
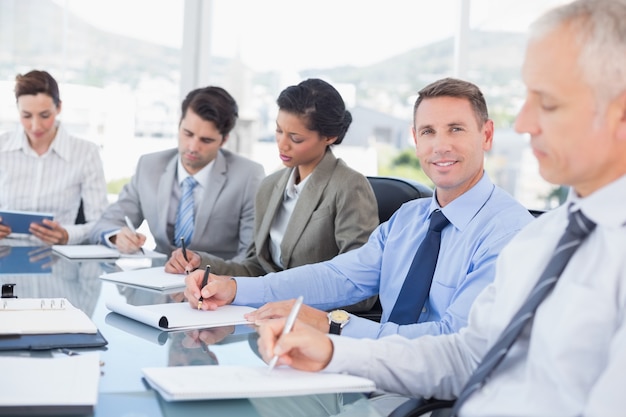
[276,78,352,145]
[413,77,489,128]
[14,70,61,107]
[180,86,238,136]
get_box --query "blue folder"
[0,209,54,235]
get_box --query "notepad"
[52,244,167,260]
[0,298,98,335]
[105,300,255,331]
[142,365,376,401]
[99,266,186,290]
[0,354,100,415]
[0,209,54,234]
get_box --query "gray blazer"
[91,148,265,258]
[198,150,379,311]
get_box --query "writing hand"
[246,300,330,332]
[30,219,68,245]
[165,248,201,274]
[257,318,333,372]
[184,270,236,310]
[114,227,146,254]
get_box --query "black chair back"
[366,176,433,224]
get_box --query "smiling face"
[412,96,493,206]
[17,93,61,149]
[275,110,337,181]
[177,108,227,175]
[515,23,626,197]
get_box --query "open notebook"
[105,300,255,331]
[142,365,376,401]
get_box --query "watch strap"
[329,321,343,335]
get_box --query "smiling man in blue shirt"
[185,77,533,340]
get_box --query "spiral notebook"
[142,365,377,401]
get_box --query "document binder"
[0,298,108,351]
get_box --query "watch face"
[330,310,350,323]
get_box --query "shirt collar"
[284,168,310,200]
[567,174,626,228]
[10,122,71,161]
[176,157,215,189]
[428,171,495,231]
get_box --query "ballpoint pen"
[181,237,189,262]
[124,215,144,254]
[197,264,211,310]
[267,295,304,371]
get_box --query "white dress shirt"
[326,174,626,417]
[268,169,310,268]
[0,123,108,244]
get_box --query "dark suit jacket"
[90,148,265,258]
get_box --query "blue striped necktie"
[174,176,198,246]
[451,209,596,416]
[388,209,450,325]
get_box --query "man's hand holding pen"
[184,269,237,310]
[165,248,201,274]
[114,227,146,254]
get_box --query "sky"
[59,0,568,72]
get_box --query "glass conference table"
[0,239,381,417]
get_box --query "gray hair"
[530,0,626,105]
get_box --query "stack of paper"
[142,365,376,400]
[99,266,185,291]
[52,245,167,260]
[0,355,100,415]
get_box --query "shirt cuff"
[324,334,369,374]
[102,229,121,248]
[232,276,266,307]
[341,315,382,339]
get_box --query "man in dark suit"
[91,86,264,258]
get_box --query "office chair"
[354,177,434,322]
[366,176,433,224]
[388,398,455,417]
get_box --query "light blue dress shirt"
[234,173,533,339]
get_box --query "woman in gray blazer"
[166,79,378,310]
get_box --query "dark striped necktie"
[451,209,596,416]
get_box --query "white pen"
[124,215,144,254]
[267,295,304,371]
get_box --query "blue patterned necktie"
[174,176,198,246]
[388,210,450,325]
[451,209,596,416]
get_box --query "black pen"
[181,237,189,262]
[197,264,210,310]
